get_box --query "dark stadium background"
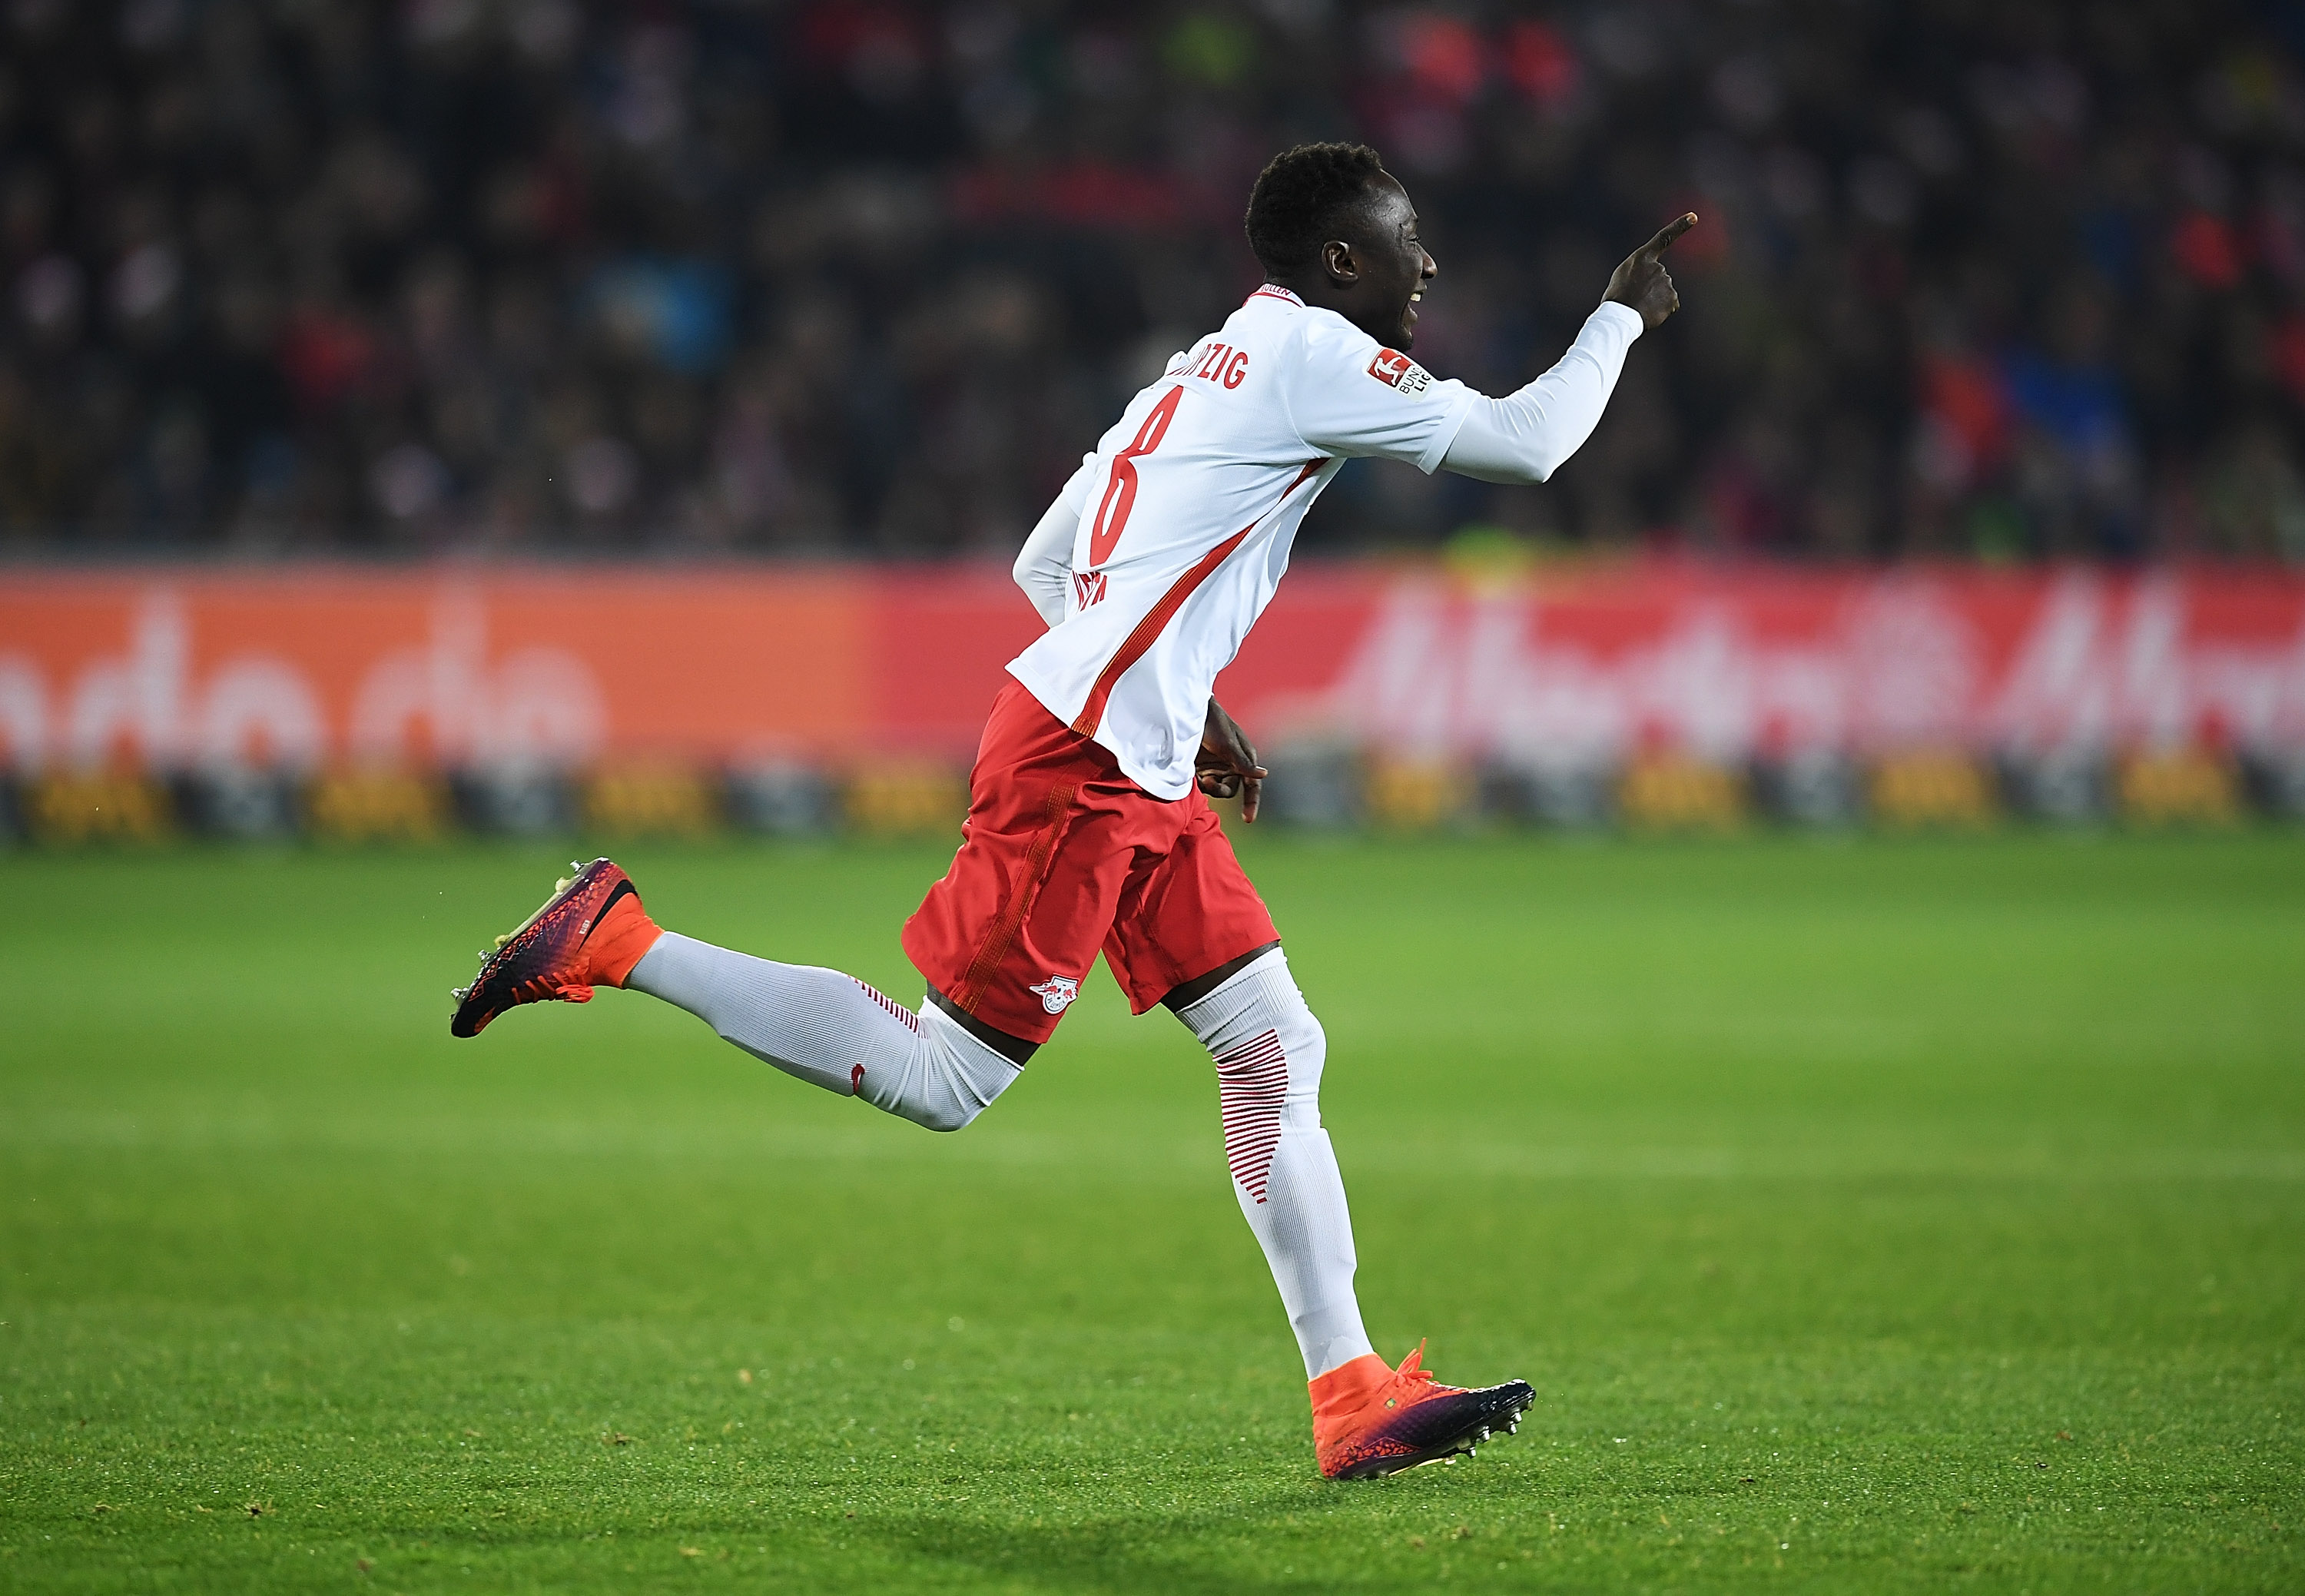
[4,0,2303,562]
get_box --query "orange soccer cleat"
[1311,1342,1534,1481]
[449,858,662,1038]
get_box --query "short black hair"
[1244,142,1388,277]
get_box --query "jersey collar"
[1246,284,1305,307]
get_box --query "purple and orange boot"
[1311,1343,1533,1480]
[449,858,662,1037]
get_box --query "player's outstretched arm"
[1440,214,1695,486]
[1013,460,1093,625]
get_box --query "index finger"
[1640,213,1699,258]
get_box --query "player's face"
[1360,178,1438,351]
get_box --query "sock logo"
[1026,974,1080,1014]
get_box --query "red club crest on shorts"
[1027,974,1080,1014]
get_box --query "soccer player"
[452,143,1690,1480]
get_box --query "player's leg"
[1101,808,1374,1379]
[1112,808,1534,1478]
[450,682,1132,1130]
[625,933,1021,1131]
[1169,943,1378,1379]
[446,859,1025,1132]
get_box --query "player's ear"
[1322,239,1360,285]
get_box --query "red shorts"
[902,679,1280,1044]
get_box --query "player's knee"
[868,1073,985,1133]
[906,1089,985,1133]
[1189,951,1330,1108]
[1276,987,1325,1071]
[1293,1004,1326,1061]
[889,1011,1020,1133]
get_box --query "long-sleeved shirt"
[1008,287,1643,798]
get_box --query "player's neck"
[1271,276,1385,344]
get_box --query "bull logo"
[1027,974,1080,1014]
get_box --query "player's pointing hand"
[1605,213,1697,330]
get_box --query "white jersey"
[1007,284,1637,799]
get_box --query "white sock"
[1177,947,1376,1379]
[626,931,1020,1133]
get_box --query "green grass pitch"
[3,830,2301,1592]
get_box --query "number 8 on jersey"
[1087,385,1184,566]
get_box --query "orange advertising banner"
[0,566,1028,771]
[4,562,2305,772]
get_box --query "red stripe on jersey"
[1070,459,1327,739]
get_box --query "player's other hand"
[1198,698,1268,823]
[1604,214,1697,330]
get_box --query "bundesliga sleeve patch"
[1366,347,1432,395]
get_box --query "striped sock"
[1178,947,1375,1379]
[627,931,1019,1133]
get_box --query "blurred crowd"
[2,0,2303,559]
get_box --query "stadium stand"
[0,1,2300,559]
